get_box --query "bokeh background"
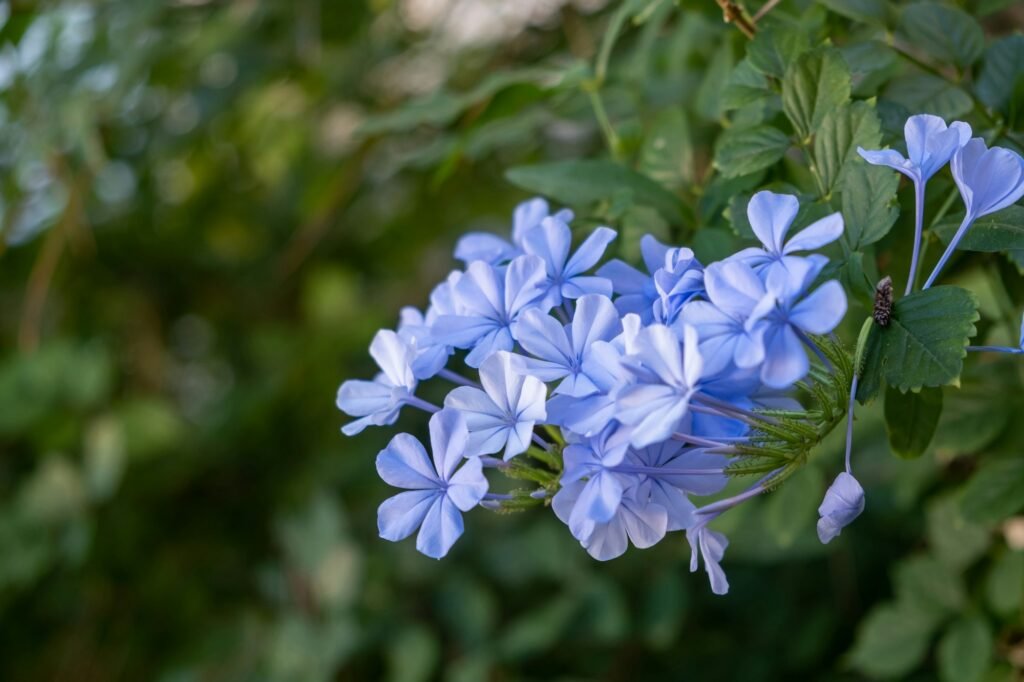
[1,1,1022,680]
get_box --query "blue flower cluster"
[338,193,850,594]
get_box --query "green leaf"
[695,39,735,122]
[815,0,888,25]
[860,286,978,394]
[899,2,984,70]
[938,616,992,682]
[747,25,810,79]
[359,65,587,135]
[841,161,900,249]
[713,125,791,178]
[813,101,883,196]
[764,465,822,548]
[884,73,973,121]
[782,48,851,141]
[638,109,694,190]
[961,456,1024,523]
[505,160,686,225]
[933,366,1013,457]
[885,386,943,459]
[934,206,1024,254]
[984,550,1024,617]
[926,494,991,570]
[722,59,775,111]
[894,554,966,618]
[848,602,935,679]
[976,36,1024,122]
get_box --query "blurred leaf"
[639,569,687,649]
[638,109,694,190]
[976,35,1024,124]
[841,161,900,249]
[984,549,1024,617]
[388,625,440,682]
[782,48,851,140]
[358,65,587,135]
[497,594,577,660]
[898,2,984,70]
[884,386,942,459]
[764,465,822,548]
[933,368,1013,457]
[506,160,687,225]
[926,494,991,570]
[894,554,966,618]
[937,616,992,682]
[961,456,1024,523]
[695,38,734,121]
[713,124,791,178]
[816,0,888,25]
[848,601,935,679]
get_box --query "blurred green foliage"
[0,0,1022,680]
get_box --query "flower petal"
[747,191,799,255]
[378,489,438,542]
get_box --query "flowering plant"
[339,108,1024,594]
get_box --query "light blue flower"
[376,409,489,559]
[858,114,971,184]
[597,234,670,322]
[760,257,847,388]
[453,197,572,265]
[443,351,547,459]
[816,471,865,544]
[686,522,730,595]
[522,216,616,307]
[513,293,623,396]
[729,191,843,284]
[559,426,633,539]
[859,115,971,295]
[432,254,549,367]
[681,260,775,378]
[337,330,417,435]
[553,479,668,561]
[616,324,703,448]
[398,306,450,380]
[545,339,633,437]
[925,138,1024,289]
[653,247,705,325]
[622,442,729,531]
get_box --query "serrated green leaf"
[782,48,851,141]
[856,322,884,404]
[747,25,810,79]
[848,602,935,679]
[815,0,888,25]
[813,101,883,196]
[722,59,775,111]
[938,616,992,682]
[713,124,791,178]
[899,2,984,70]
[505,160,686,225]
[842,161,900,249]
[885,386,942,459]
[884,73,973,120]
[976,35,1024,123]
[638,109,694,190]
[961,456,1024,523]
[934,206,1024,254]
[863,286,978,393]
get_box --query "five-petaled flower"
[376,409,489,559]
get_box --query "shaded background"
[0,1,1022,680]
